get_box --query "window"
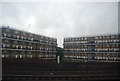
[95,45,98,47]
[7,34,11,37]
[6,44,10,47]
[116,35,118,38]
[105,49,108,51]
[28,55,32,58]
[30,47,32,50]
[99,40,102,43]
[15,55,18,58]
[81,38,83,40]
[108,40,111,42]
[69,38,71,41]
[95,37,98,39]
[28,52,31,54]
[14,41,17,44]
[29,34,33,37]
[12,45,16,48]
[15,31,18,34]
[116,44,119,47]
[5,29,10,32]
[6,55,10,58]
[3,50,8,53]
[106,45,110,47]
[2,44,6,48]
[28,37,31,40]
[99,36,102,39]
[21,36,23,40]
[111,35,115,39]
[13,35,17,38]
[20,55,22,58]
[21,46,23,49]
[17,36,19,39]
[38,55,41,58]
[27,55,32,58]
[2,55,5,58]
[84,37,87,40]
[23,32,26,35]
[104,40,107,43]
[3,33,6,37]
[31,38,33,41]
[103,36,106,39]
[106,36,110,39]
[84,45,87,48]
[5,40,9,43]
[102,40,104,43]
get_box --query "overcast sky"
[0,2,118,47]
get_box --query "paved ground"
[2,59,120,81]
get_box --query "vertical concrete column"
[57,56,60,63]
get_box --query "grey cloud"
[1,2,118,47]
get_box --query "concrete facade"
[63,34,120,62]
[1,26,57,60]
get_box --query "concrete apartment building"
[63,34,120,62]
[1,25,57,61]
[1,25,120,63]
